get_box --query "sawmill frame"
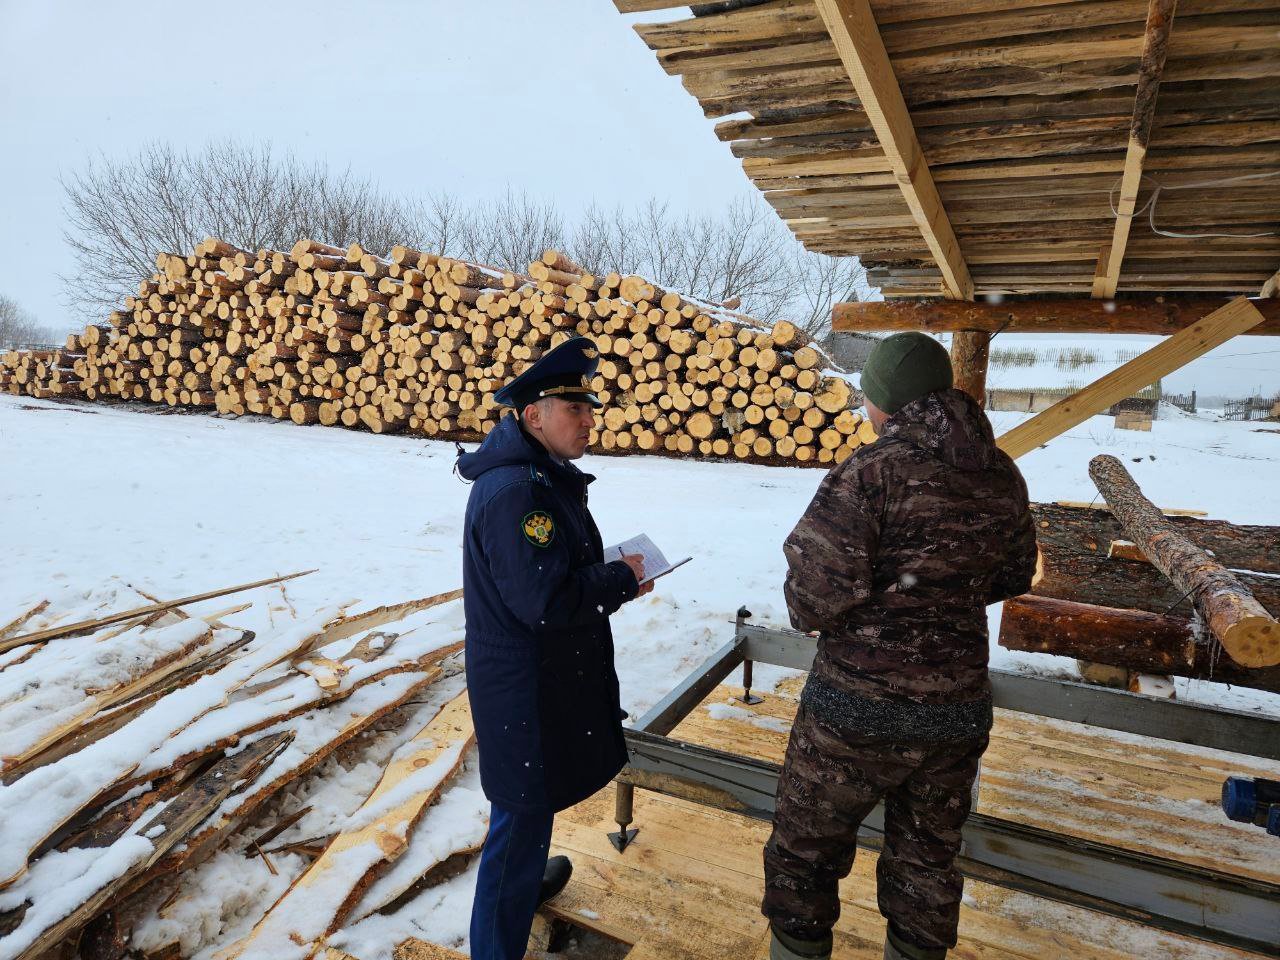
[614,613,1280,956]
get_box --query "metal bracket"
[607,827,638,852]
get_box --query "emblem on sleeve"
[522,511,555,547]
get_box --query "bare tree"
[61,141,427,320]
[789,248,871,339]
[452,189,567,272]
[0,296,60,349]
[61,140,868,338]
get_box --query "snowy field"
[1,394,1278,957]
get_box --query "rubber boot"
[884,924,946,960]
[769,925,832,960]
[538,855,573,905]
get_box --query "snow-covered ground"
[1,394,1278,957]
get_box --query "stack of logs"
[0,239,873,465]
[1001,456,1280,695]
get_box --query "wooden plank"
[812,0,974,300]
[1093,0,1179,298]
[0,570,316,656]
[832,296,1280,335]
[997,297,1266,459]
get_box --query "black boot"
[883,924,946,960]
[538,855,573,905]
[769,924,832,960]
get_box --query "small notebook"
[603,533,692,585]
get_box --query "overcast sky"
[2,0,1275,397]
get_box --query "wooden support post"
[1092,0,1178,298]
[950,330,989,406]
[813,0,972,301]
[1089,454,1279,666]
[996,297,1266,459]
[831,297,1280,336]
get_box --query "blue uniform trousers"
[469,803,554,959]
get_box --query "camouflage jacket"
[784,389,1036,738]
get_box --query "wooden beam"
[832,296,1280,336]
[950,330,990,406]
[1092,0,1178,299]
[996,296,1266,460]
[812,0,973,300]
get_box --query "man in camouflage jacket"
[762,333,1038,960]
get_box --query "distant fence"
[1223,395,1280,421]
[986,383,1161,416]
[1165,391,1197,414]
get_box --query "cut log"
[1089,455,1280,667]
[1000,595,1280,694]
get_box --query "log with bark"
[1000,595,1280,695]
[1029,503,1280,616]
[1088,455,1280,667]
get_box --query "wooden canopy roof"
[618,0,1280,301]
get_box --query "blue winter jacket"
[458,413,639,813]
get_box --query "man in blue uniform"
[457,335,652,959]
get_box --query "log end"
[1222,616,1280,667]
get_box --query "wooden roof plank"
[1094,0,1179,298]
[812,0,973,299]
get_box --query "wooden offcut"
[996,297,1267,459]
[1089,454,1280,666]
[0,570,315,656]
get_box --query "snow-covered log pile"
[0,240,872,466]
[0,579,478,960]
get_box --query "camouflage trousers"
[762,702,988,951]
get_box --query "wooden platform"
[545,682,1280,958]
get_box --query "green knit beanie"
[861,332,953,414]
